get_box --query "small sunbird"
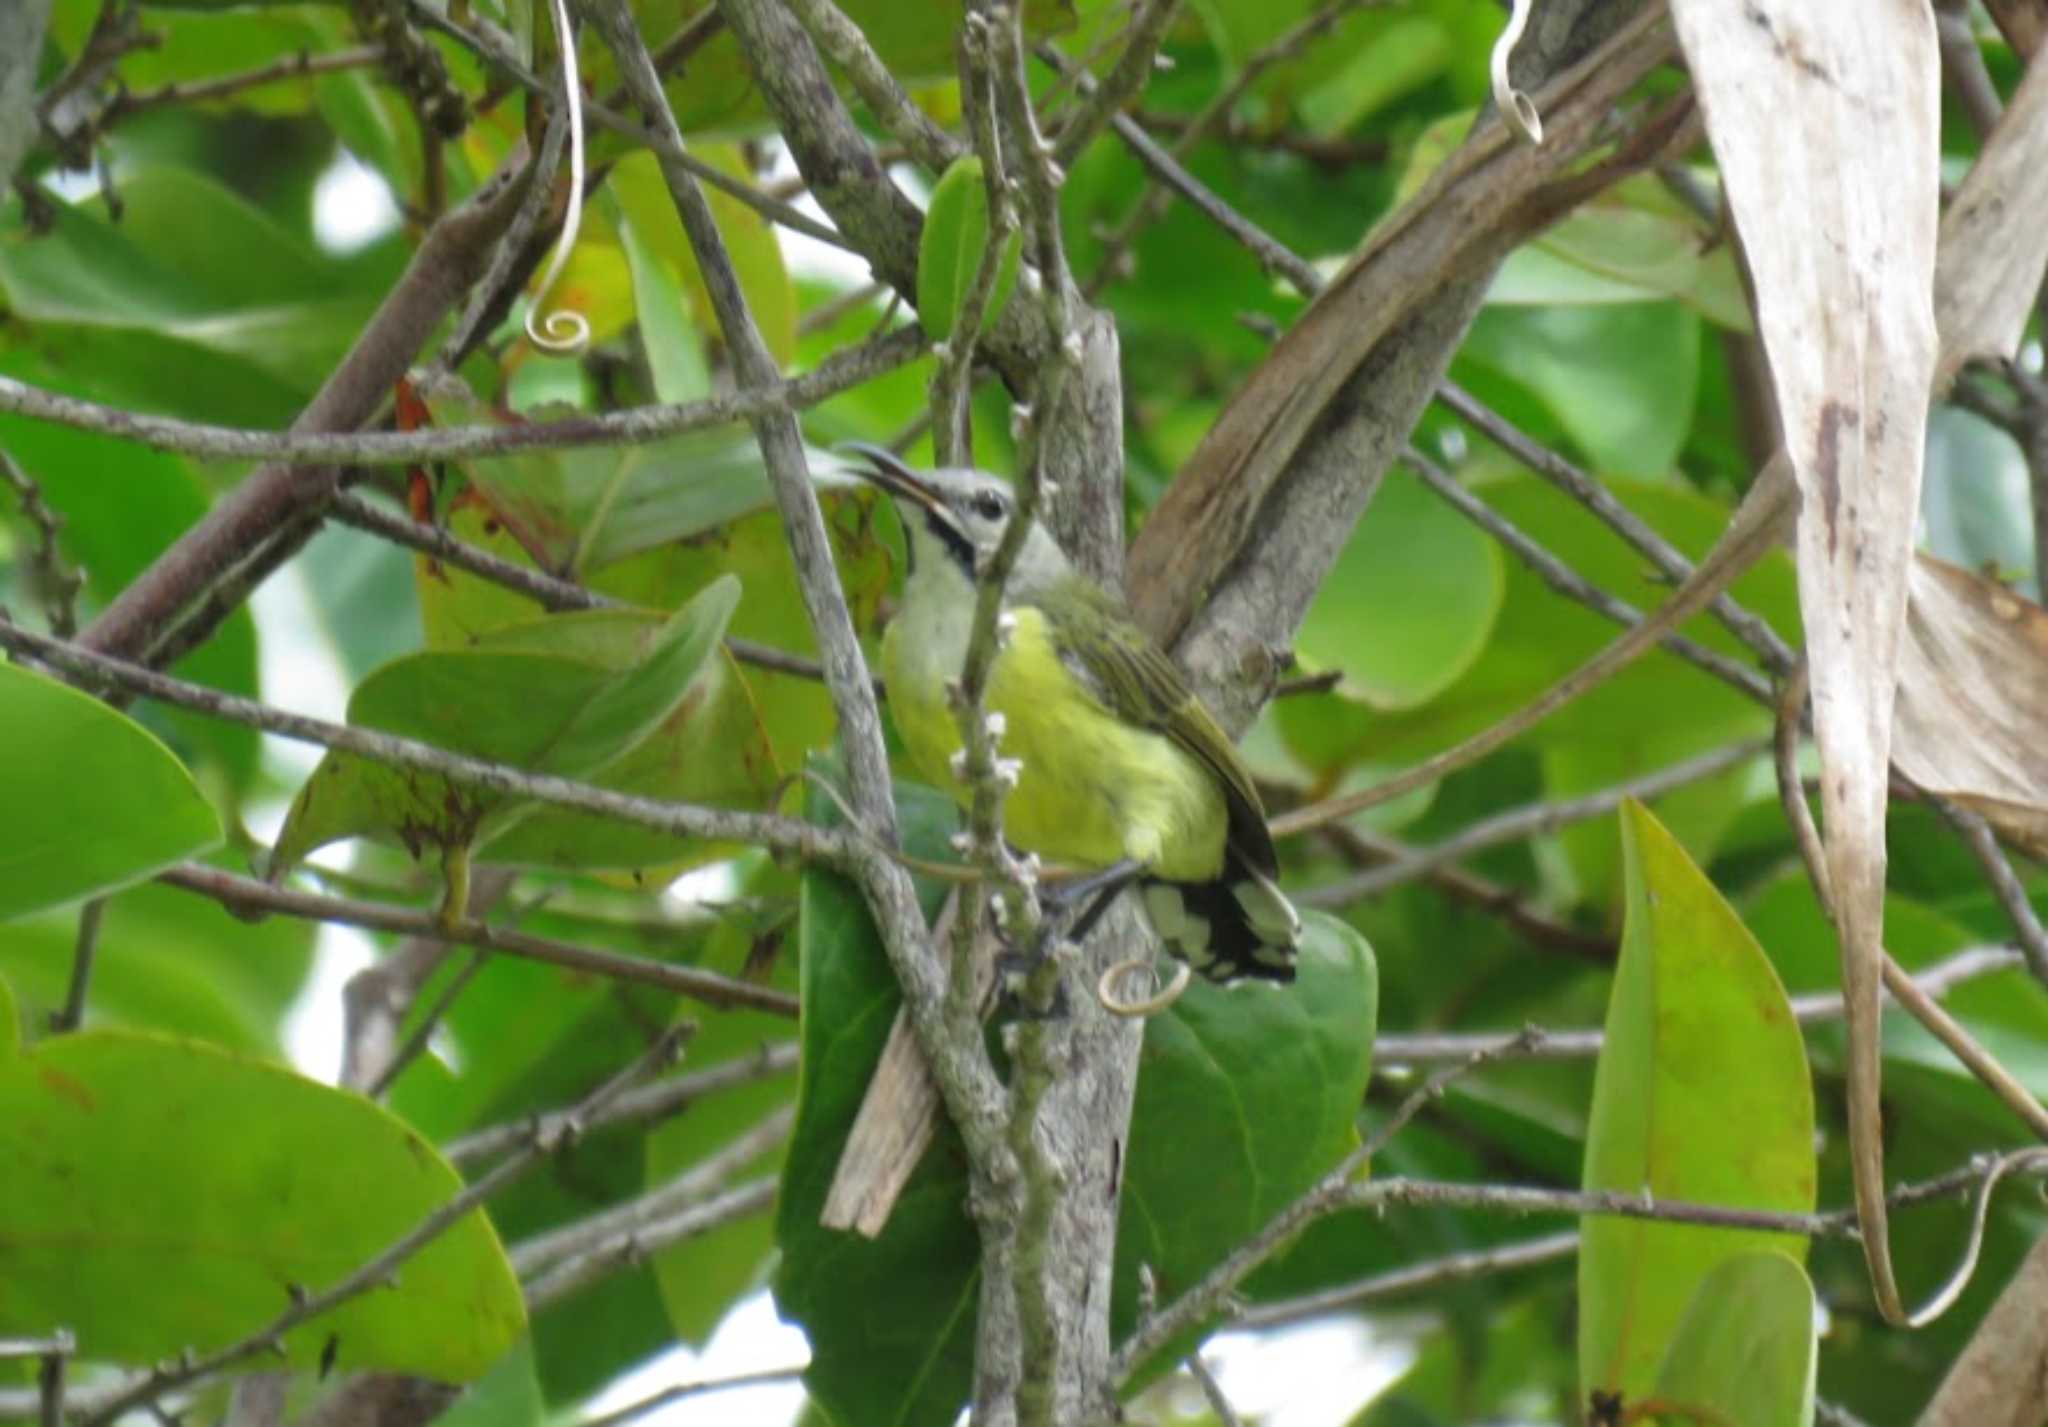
[845,444,1300,983]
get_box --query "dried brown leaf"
[1934,52,2048,392]
[1669,0,1941,1323]
[1896,555,2048,858]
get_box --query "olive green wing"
[1046,581,1280,875]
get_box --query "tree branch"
[0,325,926,466]
[77,146,537,662]
[161,863,800,1017]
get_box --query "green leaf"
[1292,467,1504,709]
[1650,1252,1816,1427]
[1578,800,1815,1404]
[773,776,970,1427]
[0,1018,523,1375]
[614,193,712,405]
[0,168,378,403]
[420,384,855,578]
[270,579,739,876]
[1491,175,1752,331]
[0,415,264,791]
[916,156,1022,342]
[438,1338,545,1427]
[0,663,222,921]
[610,148,795,368]
[1461,304,1702,480]
[0,877,313,1055]
[1113,911,1378,1378]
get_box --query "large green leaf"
[1578,801,1815,1404]
[1113,911,1378,1377]
[772,776,970,1427]
[0,662,221,921]
[1461,304,1702,480]
[271,580,739,877]
[776,780,1376,1427]
[0,1012,523,1375]
[1292,466,1504,710]
[1650,1252,1816,1427]
[0,167,378,404]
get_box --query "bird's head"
[840,442,1073,597]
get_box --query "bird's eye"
[972,489,1008,521]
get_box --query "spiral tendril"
[525,0,591,355]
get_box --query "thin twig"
[446,1041,798,1168]
[1114,1153,2048,1386]
[325,493,846,687]
[52,897,105,1033]
[511,1105,793,1279]
[1315,819,1615,961]
[106,45,382,116]
[1371,944,2026,1066]
[1260,465,1797,835]
[598,0,1008,1171]
[1118,1032,1538,1379]
[1296,739,1768,904]
[0,447,86,636]
[780,0,959,172]
[574,1366,808,1427]
[1435,380,1796,674]
[79,1027,695,1427]
[1935,0,2005,141]
[365,949,489,1098]
[0,326,926,467]
[159,863,800,1018]
[1184,1355,1244,1427]
[930,51,1016,463]
[0,622,850,870]
[1036,43,1323,298]
[1051,0,1181,167]
[1086,0,1380,293]
[1936,799,2048,988]
[522,1176,778,1311]
[1403,444,1775,705]
[1237,1230,1580,1328]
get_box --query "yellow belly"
[883,606,1227,881]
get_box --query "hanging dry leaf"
[1895,555,2048,858]
[1668,0,1940,1323]
[1934,52,2048,393]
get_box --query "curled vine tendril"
[525,0,592,355]
[1489,0,1544,147]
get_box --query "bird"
[842,443,1299,983]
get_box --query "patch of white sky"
[258,140,1407,1427]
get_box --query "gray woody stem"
[596,0,1010,1160]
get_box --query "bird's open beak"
[838,441,944,515]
